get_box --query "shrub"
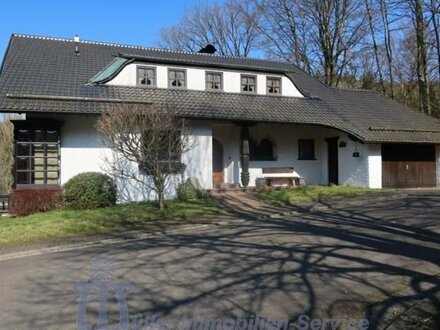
[63,172,117,210]
[177,180,198,200]
[10,188,62,217]
[177,179,200,200]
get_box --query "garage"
[382,144,436,188]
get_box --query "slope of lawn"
[0,199,222,246]
[258,185,387,205]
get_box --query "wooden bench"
[260,167,304,187]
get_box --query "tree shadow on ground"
[7,193,440,329]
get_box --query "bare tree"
[0,116,14,194]
[379,0,396,98]
[95,105,193,210]
[407,0,431,113]
[365,0,387,94]
[158,0,260,57]
[250,0,368,86]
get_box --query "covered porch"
[209,121,380,190]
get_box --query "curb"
[0,222,220,262]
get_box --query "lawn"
[0,199,222,246]
[258,185,387,205]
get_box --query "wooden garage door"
[382,144,436,188]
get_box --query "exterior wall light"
[352,141,360,158]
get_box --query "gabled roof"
[1,33,440,143]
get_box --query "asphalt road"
[0,193,439,330]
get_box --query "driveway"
[0,192,439,329]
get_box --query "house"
[1,34,440,201]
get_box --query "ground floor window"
[14,121,61,186]
[298,139,315,160]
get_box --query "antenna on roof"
[74,35,80,56]
[199,44,216,54]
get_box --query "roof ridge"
[11,33,295,67]
[328,86,375,92]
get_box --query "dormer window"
[137,67,156,87]
[267,77,281,95]
[241,74,256,93]
[168,69,186,88]
[206,72,223,91]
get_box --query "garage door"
[382,144,436,188]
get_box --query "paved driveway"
[0,193,439,329]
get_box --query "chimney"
[74,35,80,56]
[199,44,216,54]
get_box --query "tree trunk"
[365,0,386,95]
[158,192,166,211]
[414,0,431,114]
[380,0,395,99]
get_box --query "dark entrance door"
[382,144,436,187]
[326,137,339,185]
[212,138,224,188]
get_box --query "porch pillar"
[240,125,250,187]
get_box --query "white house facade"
[1,34,440,201]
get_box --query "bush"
[177,179,202,200]
[63,172,117,210]
[10,188,62,217]
[177,180,198,200]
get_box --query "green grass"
[258,185,386,205]
[0,199,222,246]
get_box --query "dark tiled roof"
[1,34,440,143]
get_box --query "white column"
[368,144,382,189]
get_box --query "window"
[206,72,222,91]
[168,69,186,88]
[140,130,184,175]
[14,124,61,185]
[249,138,276,161]
[267,77,281,95]
[241,75,257,93]
[298,139,315,160]
[137,67,156,87]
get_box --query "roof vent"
[199,44,216,54]
[74,35,80,56]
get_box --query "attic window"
[267,77,281,95]
[137,67,156,87]
[168,69,186,88]
[241,75,257,93]
[206,72,222,91]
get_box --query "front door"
[212,138,224,188]
[326,137,339,185]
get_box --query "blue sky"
[0,0,213,58]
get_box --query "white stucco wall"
[214,123,329,186]
[24,114,384,201]
[27,114,213,202]
[368,144,382,189]
[106,62,303,97]
[213,124,382,188]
